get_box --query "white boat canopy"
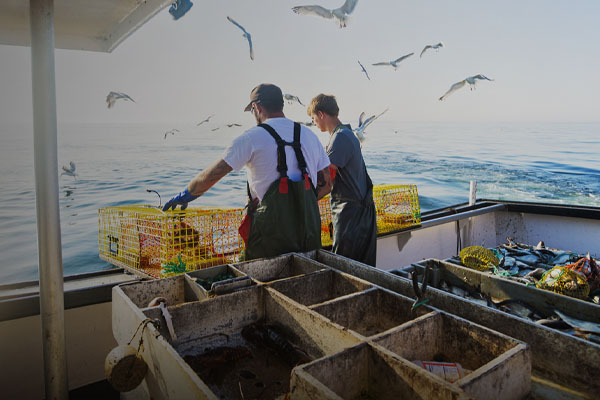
[0,1,173,398]
[0,0,171,52]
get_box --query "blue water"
[0,121,598,284]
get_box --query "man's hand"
[162,188,198,211]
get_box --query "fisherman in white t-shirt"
[163,83,332,260]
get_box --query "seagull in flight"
[372,53,414,70]
[357,60,370,80]
[292,0,359,28]
[163,128,180,139]
[439,74,494,101]
[196,114,214,126]
[299,120,314,127]
[420,42,445,58]
[61,161,78,179]
[106,91,135,109]
[211,127,220,132]
[227,16,254,60]
[226,123,242,128]
[284,93,304,106]
[353,108,388,143]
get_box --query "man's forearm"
[316,167,332,200]
[188,159,233,196]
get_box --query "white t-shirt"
[222,117,330,201]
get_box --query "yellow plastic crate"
[98,205,245,279]
[318,184,421,247]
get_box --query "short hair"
[307,94,339,117]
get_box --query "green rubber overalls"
[243,122,322,260]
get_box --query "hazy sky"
[1,0,599,125]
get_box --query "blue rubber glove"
[162,188,198,211]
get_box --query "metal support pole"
[469,180,477,206]
[30,0,69,398]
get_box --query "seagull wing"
[247,34,254,60]
[120,92,135,102]
[292,5,334,19]
[358,60,370,80]
[372,61,390,66]
[361,115,376,129]
[434,42,445,49]
[394,52,414,64]
[358,112,366,127]
[227,16,248,34]
[69,161,76,172]
[473,74,493,81]
[297,97,304,106]
[420,45,432,58]
[339,0,359,15]
[439,80,467,101]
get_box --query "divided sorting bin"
[290,342,468,400]
[112,251,532,399]
[305,249,599,398]
[372,312,530,400]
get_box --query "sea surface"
[1,121,599,284]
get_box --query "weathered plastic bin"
[186,263,252,298]
[113,282,362,399]
[372,311,531,400]
[310,288,432,337]
[290,342,470,400]
[266,268,373,307]
[304,249,600,398]
[232,252,327,283]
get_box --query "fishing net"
[564,257,600,292]
[536,266,590,299]
[459,246,500,271]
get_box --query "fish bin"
[290,342,469,400]
[232,253,327,283]
[266,269,373,307]
[310,288,432,337]
[371,311,531,400]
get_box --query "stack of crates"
[99,185,420,278]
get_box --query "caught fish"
[523,267,546,280]
[554,310,600,335]
[503,256,516,268]
[493,299,545,321]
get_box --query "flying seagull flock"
[96,0,495,155]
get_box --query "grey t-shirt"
[326,124,370,202]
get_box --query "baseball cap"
[244,83,284,112]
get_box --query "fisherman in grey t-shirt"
[308,94,377,266]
